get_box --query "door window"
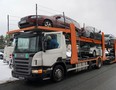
[46,33,61,50]
[57,17,64,22]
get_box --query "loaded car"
[18,14,81,30]
[81,26,102,40]
[104,34,116,48]
[78,43,102,57]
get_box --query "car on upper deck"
[104,34,116,48]
[18,14,81,30]
[81,26,102,40]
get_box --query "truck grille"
[14,59,31,75]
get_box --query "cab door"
[42,32,65,66]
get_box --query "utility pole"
[7,15,10,45]
[7,15,9,32]
[36,4,38,27]
[63,12,66,29]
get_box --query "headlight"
[32,69,43,74]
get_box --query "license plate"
[19,77,24,79]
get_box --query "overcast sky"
[0,0,116,36]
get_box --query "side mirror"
[42,37,47,52]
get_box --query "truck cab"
[12,31,67,81]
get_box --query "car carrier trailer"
[7,24,106,82]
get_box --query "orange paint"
[7,26,71,34]
[101,32,105,61]
[70,24,78,64]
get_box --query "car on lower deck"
[78,43,102,57]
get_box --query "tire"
[93,50,96,57]
[52,65,64,82]
[96,59,102,69]
[43,20,53,27]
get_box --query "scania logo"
[20,54,24,57]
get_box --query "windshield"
[15,36,39,53]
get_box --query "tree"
[0,35,5,49]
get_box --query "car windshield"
[15,36,39,53]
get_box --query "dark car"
[104,34,116,48]
[81,26,102,40]
[18,14,81,30]
[0,51,3,59]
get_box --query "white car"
[79,44,102,57]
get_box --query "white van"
[3,39,15,68]
[3,46,14,64]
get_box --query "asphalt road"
[1,64,116,90]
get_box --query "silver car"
[82,26,102,40]
[104,34,116,48]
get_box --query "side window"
[46,33,61,50]
[57,17,64,22]
[72,21,80,29]
[65,18,72,24]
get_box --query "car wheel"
[52,65,64,82]
[43,20,53,27]
[93,50,96,57]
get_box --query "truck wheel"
[96,59,102,69]
[52,65,64,82]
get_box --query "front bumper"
[12,66,52,80]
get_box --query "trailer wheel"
[52,65,64,82]
[96,59,102,69]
